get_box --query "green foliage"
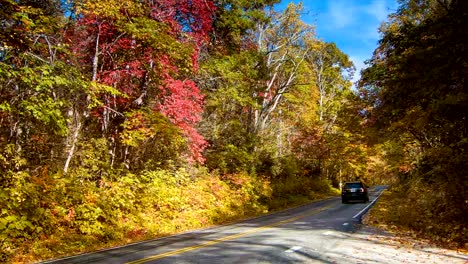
[120,110,187,170]
[211,0,280,53]
[1,63,70,136]
[69,138,112,178]
[0,0,63,51]
[366,182,467,248]
[123,17,194,74]
[306,41,354,125]
[359,0,467,247]
[205,144,255,174]
[275,155,300,179]
[0,168,60,261]
[0,144,27,175]
[270,175,339,210]
[199,51,263,172]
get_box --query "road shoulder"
[328,223,468,264]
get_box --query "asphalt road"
[41,186,468,264]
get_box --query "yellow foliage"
[365,183,467,250]
[3,166,339,263]
[80,0,143,19]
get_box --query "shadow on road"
[43,195,467,264]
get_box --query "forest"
[0,0,466,262]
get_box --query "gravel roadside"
[319,216,468,264]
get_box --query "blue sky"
[275,0,399,84]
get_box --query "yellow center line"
[127,204,334,264]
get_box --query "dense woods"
[360,0,467,248]
[0,0,466,262]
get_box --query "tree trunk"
[63,24,100,173]
[63,108,82,173]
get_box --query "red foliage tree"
[68,0,215,164]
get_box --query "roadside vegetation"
[365,185,467,250]
[361,0,467,250]
[3,167,338,263]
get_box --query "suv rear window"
[344,182,363,188]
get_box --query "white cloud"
[364,0,389,22]
[324,0,394,34]
[298,0,398,87]
[327,0,356,29]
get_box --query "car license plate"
[351,188,357,192]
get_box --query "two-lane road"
[43,186,388,264]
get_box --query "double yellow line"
[127,204,333,264]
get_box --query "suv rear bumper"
[342,193,368,202]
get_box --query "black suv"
[341,181,369,203]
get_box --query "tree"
[0,0,106,174]
[68,0,215,168]
[306,41,354,131]
[252,3,315,133]
[209,0,280,53]
[359,0,467,244]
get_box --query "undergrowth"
[1,167,337,263]
[364,182,468,250]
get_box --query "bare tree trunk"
[254,50,308,133]
[110,135,116,167]
[63,24,100,173]
[313,55,325,122]
[92,24,101,82]
[123,146,130,169]
[63,110,81,173]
